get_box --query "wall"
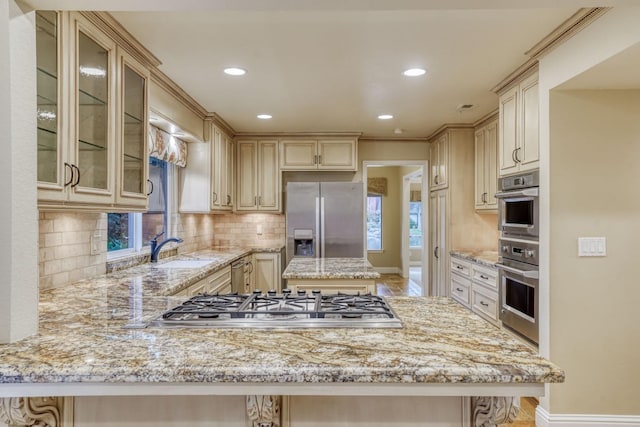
[357,140,429,181]
[366,167,402,271]
[547,90,640,415]
[211,213,286,248]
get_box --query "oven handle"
[495,188,539,198]
[496,263,539,279]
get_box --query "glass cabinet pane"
[77,31,109,190]
[36,11,58,183]
[123,64,145,194]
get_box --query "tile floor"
[376,270,537,427]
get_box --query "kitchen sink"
[154,260,215,269]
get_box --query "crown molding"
[473,109,499,128]
[81,12,162,69]
[150,69,208,120]
[427,123,475,141]
[492,7,609,94]
[234,131,363,139]
[359,136,428,142]
[206,113,237,139]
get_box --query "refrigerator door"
[286,182,320,264]
[320,182,364,258]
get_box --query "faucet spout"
[150,235,184,263]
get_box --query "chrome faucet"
[150,231,184,263]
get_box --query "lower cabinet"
[172,265,232,296]
[450,255,500,327]
[286,279,376,295]
[252,252,281,293]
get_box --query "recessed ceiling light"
[403,68,426,77]
[257,114,272,120]
[378,114,394,120]
[224,67,247,76]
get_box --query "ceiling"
[28,1,591,138]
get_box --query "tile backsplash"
[38,211,286,291]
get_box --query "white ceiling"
[28,1,596,138]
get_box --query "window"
[108,158,171,257]
[366,194,382,251]
[409,201,423,248]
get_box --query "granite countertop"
[450,250,500,267]
[282,257,381,280]
[0,248,564,393]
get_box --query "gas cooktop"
[147,290,402,329]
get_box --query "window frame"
[409,201,423,249]
[366,193,383,253]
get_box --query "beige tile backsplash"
[38,211,286,291]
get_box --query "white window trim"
[366,193,383,252]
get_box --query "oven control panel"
[500,238,539,265]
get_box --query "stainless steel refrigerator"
[286,182,364,264]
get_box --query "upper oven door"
[495,187,539,238]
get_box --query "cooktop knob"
[297,289,307,296]
[267,290,277,296]
[282,289,291,295]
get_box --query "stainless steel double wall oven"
[495,170,539,344]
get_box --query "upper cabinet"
[429,133,449,190]
[236,140,280,212]
[36,12,150,211]
[498,71,539,176]
[474,117,498,212]
[179,121,234,213]
[279,138,357,171]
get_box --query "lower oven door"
[496,259,539,344]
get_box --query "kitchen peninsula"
[0,250,563,427]
[282,256,380,294]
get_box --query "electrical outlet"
[90,232,101,256]
[578,237,606,257]
[256,224,263,235]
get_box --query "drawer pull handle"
[456,266,463,270]
[480,274,489,280]
[455,287,463,292]
[480,301,489,307]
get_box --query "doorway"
[362,161,428,296]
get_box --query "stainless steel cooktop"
[147,290,402,329]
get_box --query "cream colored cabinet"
[429,189,448,297]
[286,279,376,295]
[236,140,280,212]
[179,122,234,213]
[252,252,281,293]
[36,12,149,211]
[429,133,449,190]
[449,255,500,327]
[172,265,232,297]
[450,257,472,309]
[498,71,539,176]
[279,139,357,171]
[474,118,498,211]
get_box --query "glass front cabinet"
[36,12,149,211]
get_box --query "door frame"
[362,160,429,296]
[401,169,423,278]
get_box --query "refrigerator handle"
[320,197,326,258]
[315,197,320,259]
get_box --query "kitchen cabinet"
[179,122,234,213]
[474,118,498,212]
[37,12,150,211]
[449,254,500,327]
[252,252,281,293]
[286,279,376,295]
[498,71,539,176]
[236,139,280,212]
[450,257,472,308]
[429,189,448,297]
[429,133,448,190]
[172,265,232,297]
[279,139,357,171]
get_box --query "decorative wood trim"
[0,397,64,427]
[490,61,539,95]
[246,395,281,427]
[427,123,475,141]
[358,136,428,142]
[80,12,161,69]
[208,113,237,139]
[524,8,611,60]
[235,131,362,138]
[150,70,208,120]
[472,396,520,427]
[473,110,499,129]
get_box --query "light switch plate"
[256,224,263,235]
[578,237,606,257]
[90,233,100,256]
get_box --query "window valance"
[148,125,187,167]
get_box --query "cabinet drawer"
[188,280,207,296]
[450,257,471,277]
[450,273,471,308]
[471,287,499,326]
[207,266,232,294]
[472,265,498,291]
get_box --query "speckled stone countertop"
[0,249,564,393]
[450,250,500,268]
[282,257,381,280]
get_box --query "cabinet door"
[211,126,223,209]
[257,140,280,211]
[498,85,519,176]
[224,136,235,208]
[178,138,212,212]
[279,140,317,170]
[253,253,280,293]
[474,129,486,209]
[317,140,357,170]
[116,49,149,208]
[483,121,498,209]
[236,140,258,211]
[429,190,448,297]
[429,134,448,190]
[69,15,117,204]
[518,74,540,171]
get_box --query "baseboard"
[375,267,402,275]
[536,406,640,426]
